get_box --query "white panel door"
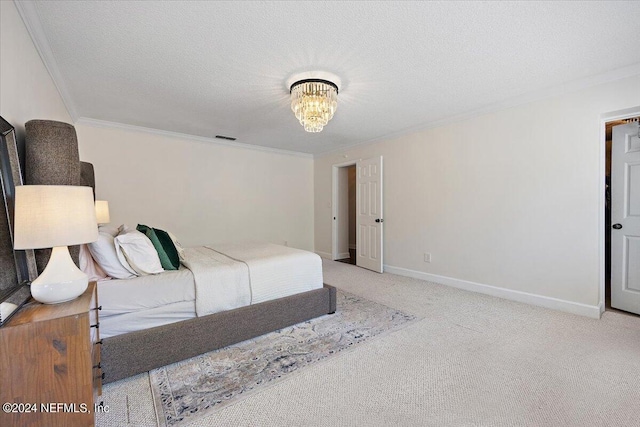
[356,156,383,273]
[611,123,640,315]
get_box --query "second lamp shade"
[95,200,110,224]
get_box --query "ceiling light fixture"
[290,79,338,133]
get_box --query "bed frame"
[102,284,336,383]
[1,119,336,384]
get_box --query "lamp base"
[31,246,89,304]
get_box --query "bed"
[97,242,325,339]
[4,119,336,384]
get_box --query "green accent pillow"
[136,224,176,270]
[152,228,180,270]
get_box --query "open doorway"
[335,164,357,265]
[332,156,384,273]
[605,115,640,315]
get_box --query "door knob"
[612,223,622,229]
[375,219,384,223]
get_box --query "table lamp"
[95,200,110,225]
[13,185,99,304]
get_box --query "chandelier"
[290,79,339,133]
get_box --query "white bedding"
[209,242,323,304]
[98,267,195,317]
[99,243,323,338]
[99,301,195,339]
[182,246,251,316]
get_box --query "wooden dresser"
[0,282,102,427]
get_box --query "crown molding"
[75,118,314,159]
[314,62,640,158]
[14,0,640,160]
[14,0,79,121]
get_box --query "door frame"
[331,160,358,260]
[599,107,640,316]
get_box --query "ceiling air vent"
[215,135,236,141]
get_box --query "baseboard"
[337,252,350,259]
[383,265,601,319]
[598,301,605,317]
[316,251,333,260]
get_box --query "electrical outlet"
[424,253,431,263]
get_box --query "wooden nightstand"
[0,282,102,427]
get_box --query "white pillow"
[168,231,186,263]
[114,225,164,275]
[79,243,110,282]
[99,225,119,237]
[88,227,137,279]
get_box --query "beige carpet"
[150,291,416,426]
[97,260,640,427]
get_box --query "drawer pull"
[93,363,101,369]
[95,339,103,346]
[91,323,99,329]
[92,305,102,311]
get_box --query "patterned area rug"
[150,290,417,426]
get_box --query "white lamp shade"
[13,185,99,250]
[95,200,110,224]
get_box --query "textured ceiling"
[19,1,640,155]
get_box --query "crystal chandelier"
[290,79,339,133]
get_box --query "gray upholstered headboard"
[6,120,95,275]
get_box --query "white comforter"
[183,243,323,316]
[182,247,251,316]
[209,242,324,304]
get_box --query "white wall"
[315,75,640,312]
[76,123,315,250]
[0,1,71,139]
